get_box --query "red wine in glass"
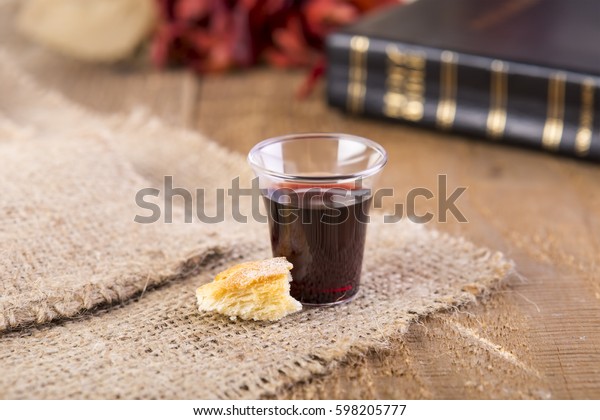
[264,184,372,305]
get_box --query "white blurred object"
[17,0,157,62]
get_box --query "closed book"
[326,0,600,161]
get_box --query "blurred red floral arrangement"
[18,0,402,93]
[18,0,401,67]
[152,0,400,72]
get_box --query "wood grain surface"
[1,2,599,398]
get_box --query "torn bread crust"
[196,257,302,322]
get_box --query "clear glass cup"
[248,133,387,306]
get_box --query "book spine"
[326,33,600,161]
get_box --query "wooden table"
[3,17,599,398]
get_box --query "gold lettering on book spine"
[383,45,425,122]
[575,78,595,156]
[436,51,458,130]
[486,60,508,139]
[347,36,369,114]
[542,73,566,151]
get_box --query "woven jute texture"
[0,131,237,332]
[0,49,513,399]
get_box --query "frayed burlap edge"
[0,227,515,399]
[0,47,256,333]
[0,246,230,332]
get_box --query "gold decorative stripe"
[575,78,595,156]
[486,60,508,139]
[542,72,566,151]
[383,45,426,122]
[436,51,458,130]
[347,36,370,114]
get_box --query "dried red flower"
[151,0,402,74]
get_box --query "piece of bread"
[196,257,302,321]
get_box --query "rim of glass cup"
[247,133,388,182]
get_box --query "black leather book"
[326,0,600,161]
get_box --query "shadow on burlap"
[0,50,513,398]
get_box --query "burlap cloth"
[0,48,513,398]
